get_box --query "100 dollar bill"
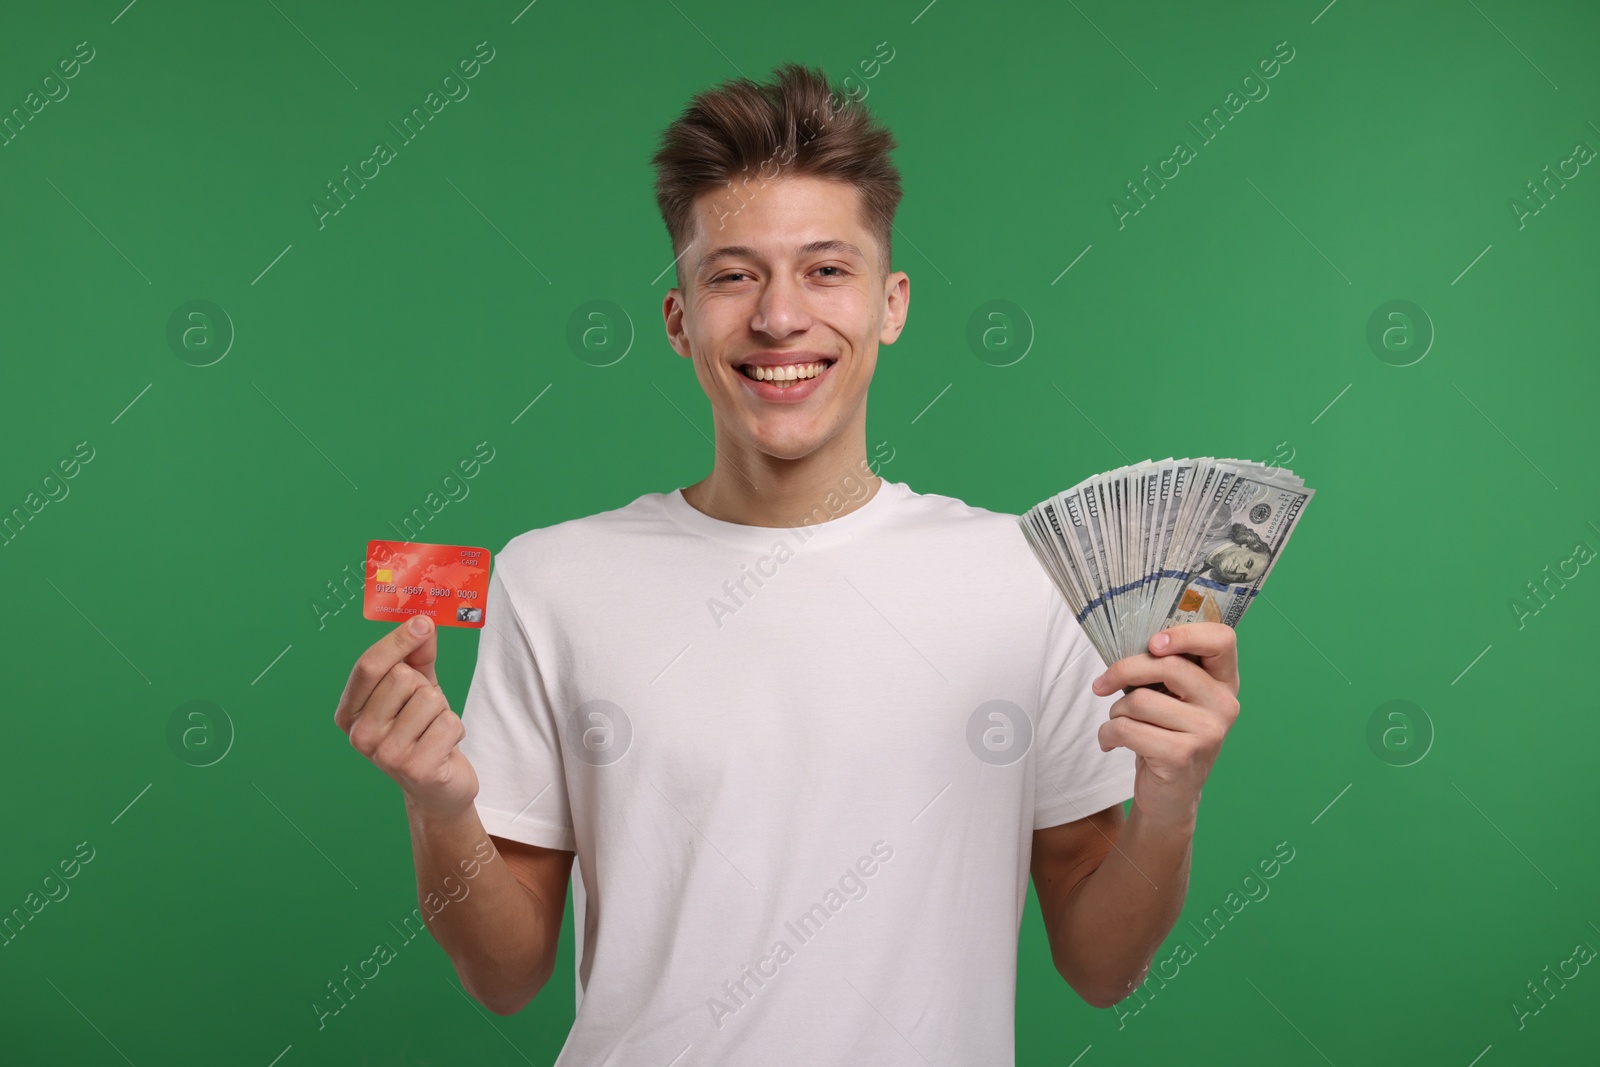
[1020,457,1314,667]
[1152,467,1312,630]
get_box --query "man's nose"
[752,274,809,337]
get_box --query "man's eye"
[815,266,844,277]
[714,272,750,283]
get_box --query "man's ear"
[878,270,909,345]
[662,289,693,359]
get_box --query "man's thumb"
[401,615,439,683]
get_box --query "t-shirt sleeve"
[456,566,576,852]
[1031,582,1138,830]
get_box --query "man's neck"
[680,437,882,529]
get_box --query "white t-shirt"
[457,477,1136,1065]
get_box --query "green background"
[3,0,1595,1063]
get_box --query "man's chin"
[743,424,832,463]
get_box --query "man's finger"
[337,617,436,729]
[1098,712,1190,762]
[377,675,451,756]
[1148,622,1238,692]
[350,662,431,741]
[1092,652,1217,703]
[1105,686,1195,732]
[403,615,439,686]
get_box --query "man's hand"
[1089,622,1241,830]
[334,615,479,818]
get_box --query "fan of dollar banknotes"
[1019,458,1314,669]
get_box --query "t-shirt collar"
[659,476,906,550]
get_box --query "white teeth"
[743,361,830,381]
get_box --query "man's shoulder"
[890,483,1054,595]
[897,483,1032,546]
[495,488,670,576]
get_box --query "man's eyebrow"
[696,239,868,274]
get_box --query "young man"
[334,63,1242,1064]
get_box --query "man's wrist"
[1127,795,1200,841]
[404,791,479,831]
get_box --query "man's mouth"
[737,359,835,388]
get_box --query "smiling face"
[663,174,909,465]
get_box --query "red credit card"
[363,540,491,629]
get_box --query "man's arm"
[1031,802,1193,1008]
[406,798,575,1015]
[1032,621,1241,1009]
[335,610,576,1017]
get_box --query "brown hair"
[649,62,902,290]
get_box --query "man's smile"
[734,354,837,401]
